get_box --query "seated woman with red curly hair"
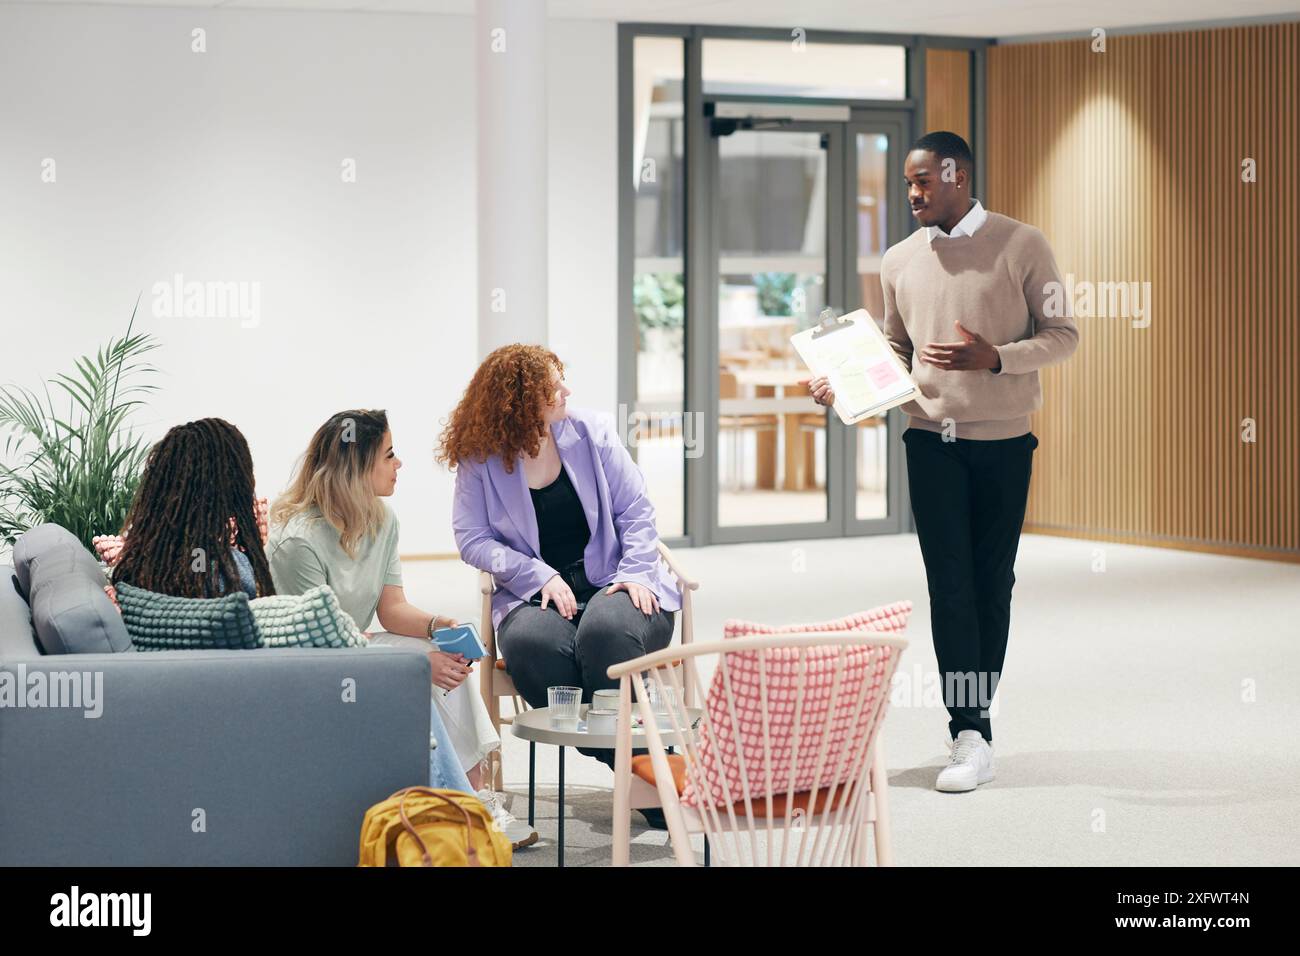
[441,344,682,804]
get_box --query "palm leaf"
[0,302,161,554]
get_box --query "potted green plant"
[633,272,685,354]
[0,300,160,554]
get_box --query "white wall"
[0,4,618,554]
[548,17,618,417]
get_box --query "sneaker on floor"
[935,730,995,793]
[476,789,539,850]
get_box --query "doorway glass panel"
[855,130,892,521]
[715,129,830,528]
[630,35,686,537]
[702,39,906,100]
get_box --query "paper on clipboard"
[790,308,919,425]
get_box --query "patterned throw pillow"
[680,602,912,810]
[115,581,261,651]
[250,586,367,649]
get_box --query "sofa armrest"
[0,646,431,866]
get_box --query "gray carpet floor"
[402,533,1300,867]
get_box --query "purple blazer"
[452,407,683,631]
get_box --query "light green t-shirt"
[266,504,403,631]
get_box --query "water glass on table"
[547,685,582,729]
[645,681,685,729]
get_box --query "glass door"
[710,122,846,542]
[845,115,912,535]
[707,114,910,543]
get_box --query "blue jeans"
[429,698,474,794]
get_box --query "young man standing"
[810,131,1078,792]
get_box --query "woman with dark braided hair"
[112,418,274,600]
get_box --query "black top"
[529,466,591,575]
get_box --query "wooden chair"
[789,379,824,491]
[719,368,777,491]
[608,630,907,867]
[476,541,699,791]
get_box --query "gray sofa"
[0,527,432,866]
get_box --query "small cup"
[592,688,620,712]
[584,708,618,735]
[547,685,582,728]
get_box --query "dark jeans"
[903,427,1037,744]
[496,584,676,765]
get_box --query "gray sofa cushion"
[0,569,40,658]
[12,524,131,655]
[116,582,261,651]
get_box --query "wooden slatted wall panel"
[925,48,972,141]
[987,23,1299,562]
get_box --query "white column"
[476,0,548,357]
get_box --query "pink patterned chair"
[609,604,910,867]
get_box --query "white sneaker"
[935,730,995,793]
[476,789,539,850]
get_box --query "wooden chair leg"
[612,678,632,867]
[681,592,695,708]
[483,676,503,792]
[871,742,893,866]
[490,751,503,792]
[479,573,500,790]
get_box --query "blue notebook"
[432,623,486,661]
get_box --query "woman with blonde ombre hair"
[269,410,390,562]
[268,408,536,849]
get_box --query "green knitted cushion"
[250,585,367,649]
[115,581,261,651]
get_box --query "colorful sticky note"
[866,360,899,389]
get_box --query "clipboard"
[790,308,919,425]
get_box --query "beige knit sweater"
[882,210,1079,440]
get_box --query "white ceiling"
[5,0,1300,40]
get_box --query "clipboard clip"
[811,307,853,339]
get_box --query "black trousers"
[903,427,1038,743]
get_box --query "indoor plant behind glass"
[0,301,160,555]
[633,272,685,355]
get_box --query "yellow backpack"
[358,787,513,867]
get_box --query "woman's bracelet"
[427,615,456,638]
